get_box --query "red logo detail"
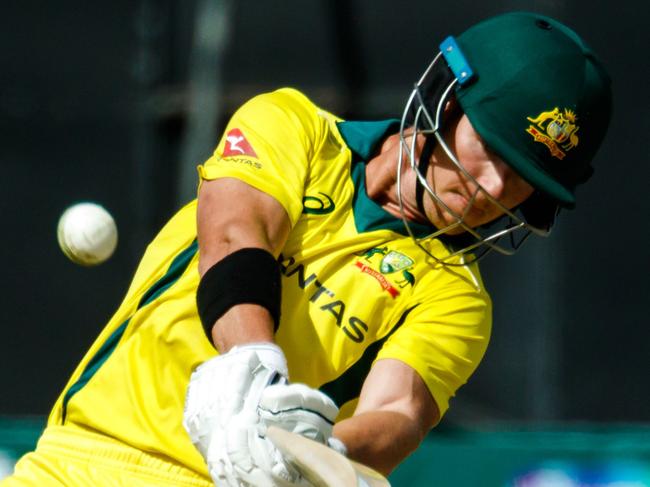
[222,128,258,158]
[354,261,399,298]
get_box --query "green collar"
[336,119,400,160]
[336,120,433,238]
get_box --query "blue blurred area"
[509,460,650,487]
[391,425,650,487]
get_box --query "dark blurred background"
[1,0,648,434]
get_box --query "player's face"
[424,114,534,234]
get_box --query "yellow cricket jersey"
[42,88,491,478]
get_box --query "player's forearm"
[333,409,425,476]
[200,222,278,352]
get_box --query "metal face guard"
[397,48,552,266]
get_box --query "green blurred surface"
[390,424,650,486]
[0,416,44,460]
[1,417,649,485]
[0,416,45,479]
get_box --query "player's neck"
[365,133,428,224]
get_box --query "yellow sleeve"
[198,88,325,226]
[376,286,492,420]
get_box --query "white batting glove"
[259,383,338,442]
[257,383,340,485]
[219,380,341,486]
[183,343,289,487]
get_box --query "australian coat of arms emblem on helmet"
[526,107,580,160]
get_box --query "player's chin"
[430,210,468,235]
[434,206,481,233]
[435,210,496,235]
[439,224,467,236]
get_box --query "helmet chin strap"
[415,136,436,216]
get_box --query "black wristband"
[196,248,282,339]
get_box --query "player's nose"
[475,163,508,204]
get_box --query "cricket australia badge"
[354,248,416,298]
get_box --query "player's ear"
[443,95,458,116]
[440,96,463,133]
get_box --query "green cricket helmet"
[398,11,612,264]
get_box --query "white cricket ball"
[57,202,118,266]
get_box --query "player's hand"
[183,343,289,486]
[222,382,340,486]
[256,383,340,485]
[259,383,338,443]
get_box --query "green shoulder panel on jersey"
[319,304,418,407]
[60,239,199,423]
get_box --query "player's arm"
[186,90,344,486]
[188,172,341,487]
[332,358,439,476]
[196,176,291,351]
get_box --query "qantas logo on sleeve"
[222,128,258,158]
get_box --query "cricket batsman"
[2,11,611,487]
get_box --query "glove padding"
[183,343,289,486]
[257,383,340,485]
[259,383,338,443]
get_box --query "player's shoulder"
[261,87,316,107]
[405,239,490,294]
[241,88,314,115]
[239,88,340,130]
[411,255,492,314]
